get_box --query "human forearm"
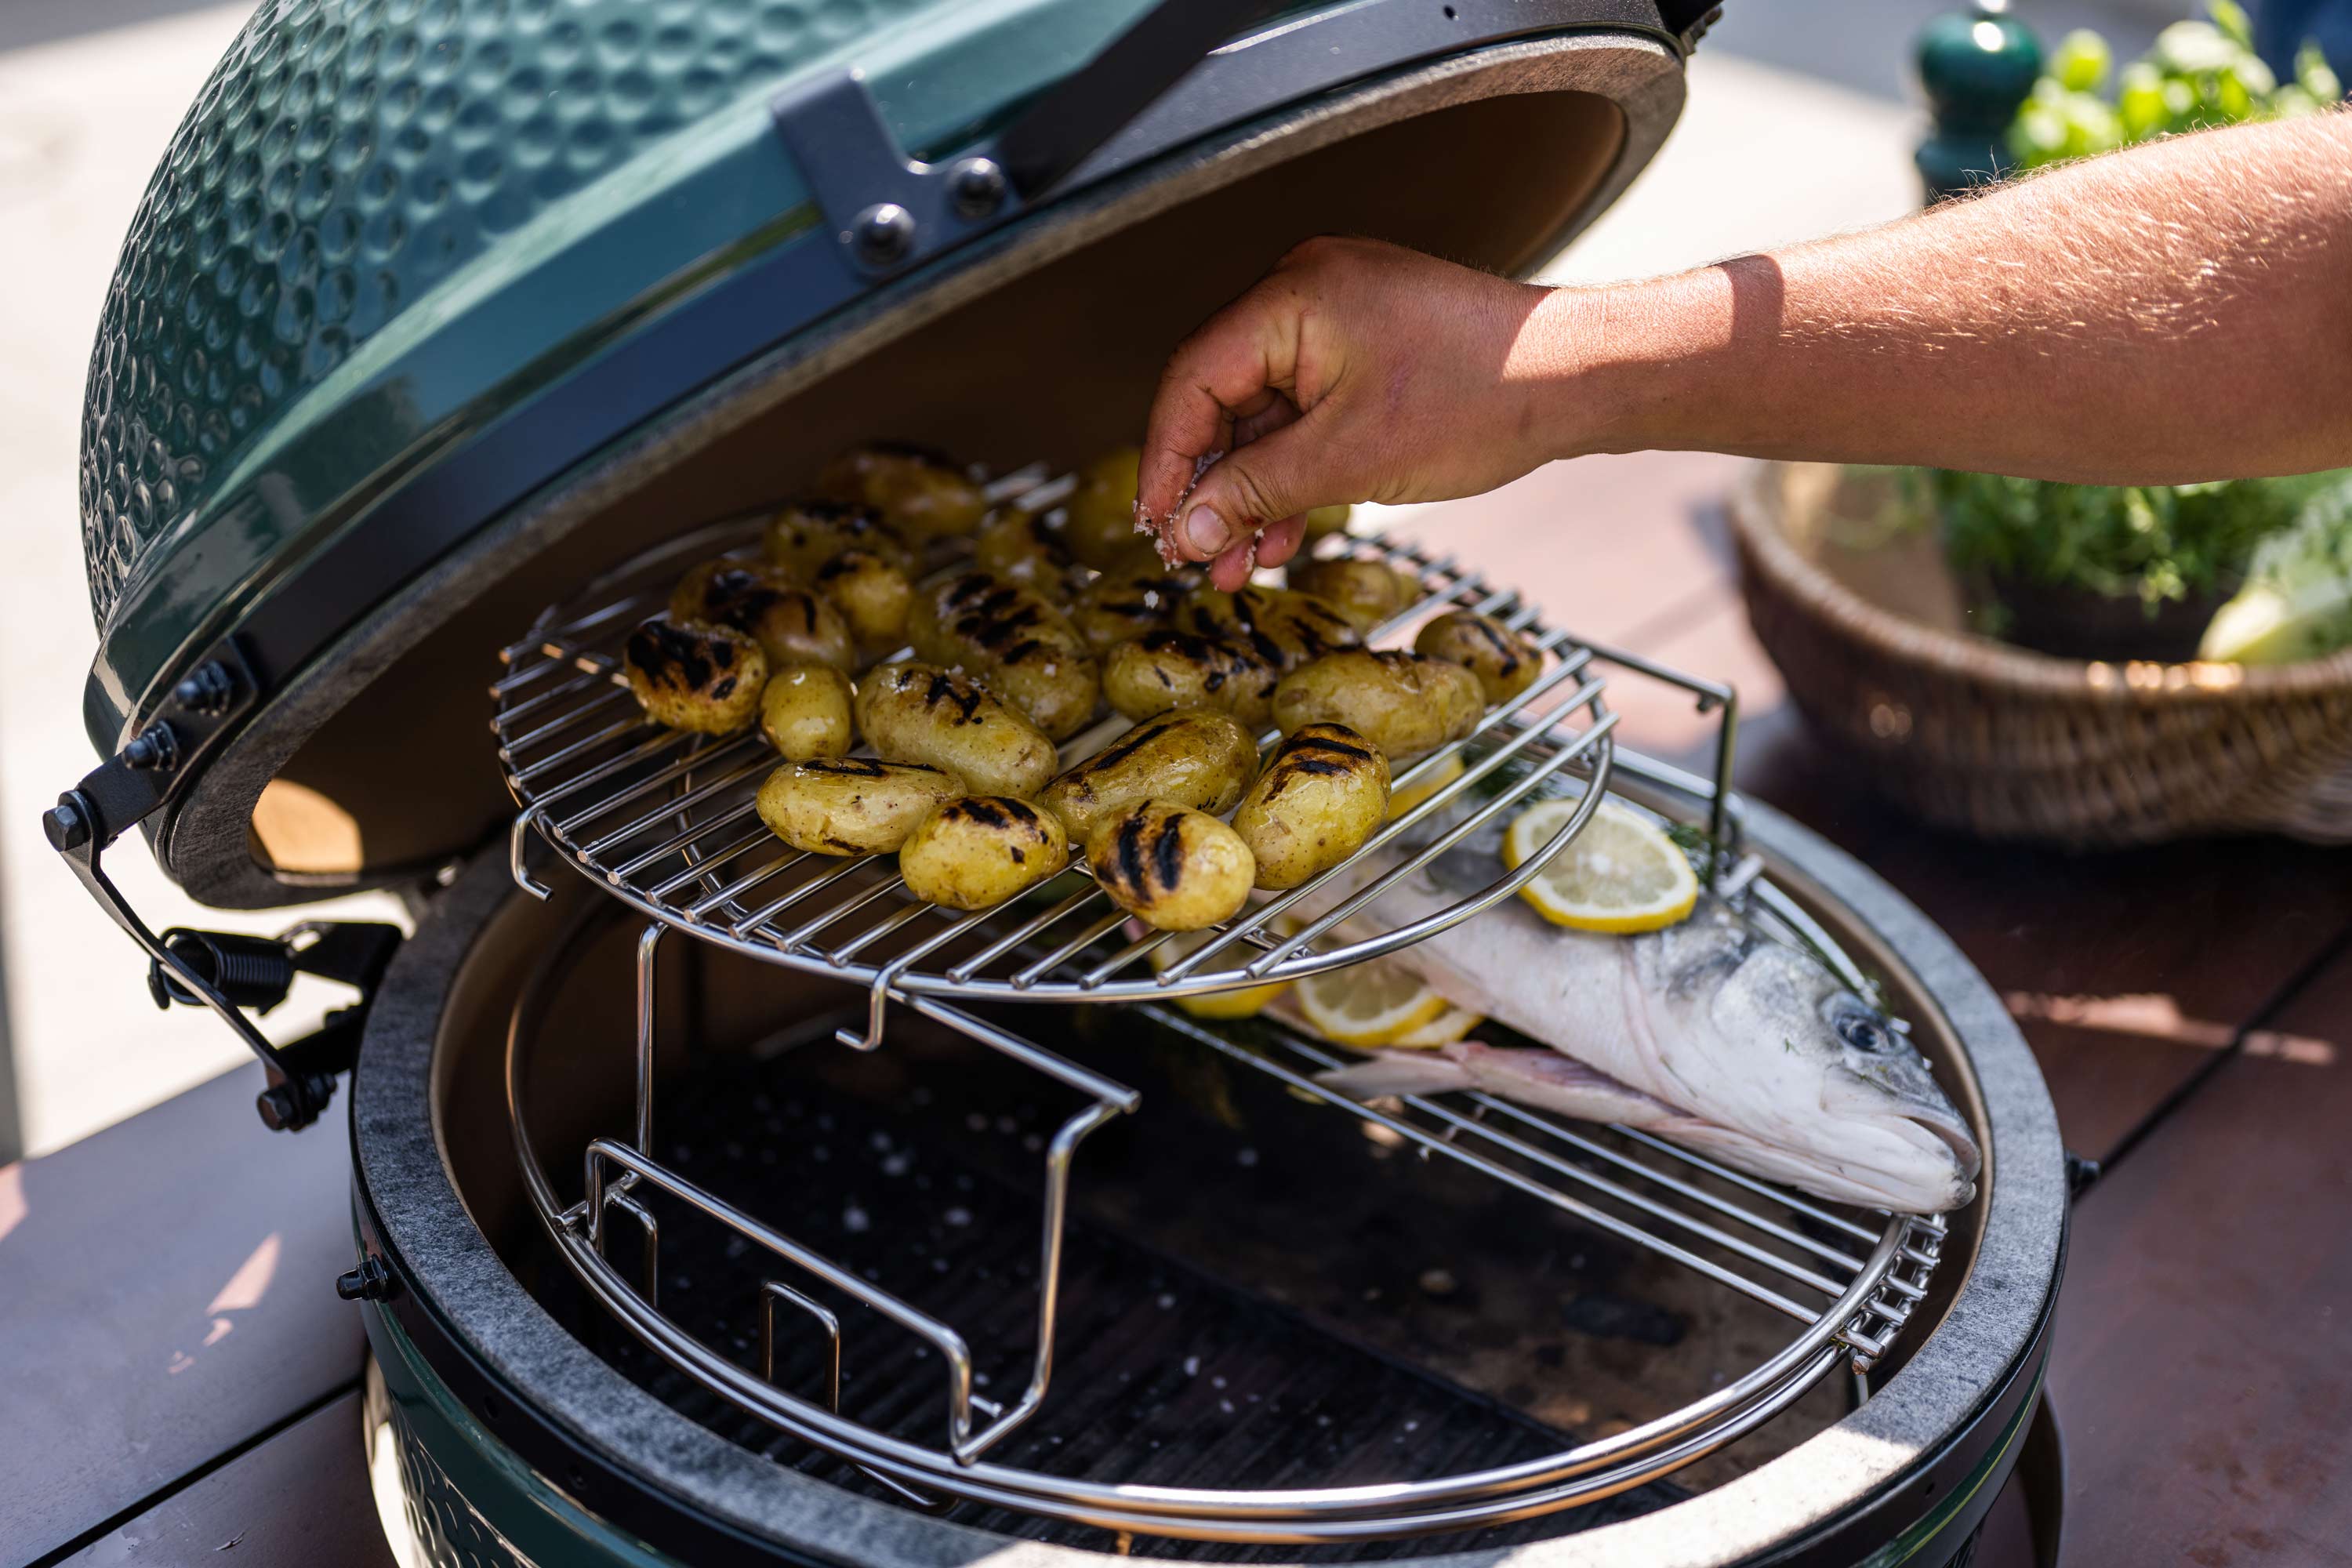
[1573,114,2352,481]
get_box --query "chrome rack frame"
[493,503,1646,1051]
[495,483,1946,1540]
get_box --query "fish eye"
[1835,1009,1897,1054]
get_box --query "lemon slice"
[1386,752,1466,821]
[1391,1004,1484,1048]
[1149,929,1289,1020]
[1294,958,1451,1047]
[1503,798,1699,934]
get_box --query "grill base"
[507,998,1907,1555]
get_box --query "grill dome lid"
[64,0,1701,911]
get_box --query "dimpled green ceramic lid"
[69,0,1700,905]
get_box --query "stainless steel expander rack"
[493,467,1955,1541]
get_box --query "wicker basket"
[1729,461,2352,846]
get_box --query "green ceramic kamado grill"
[49,2,2068,1563]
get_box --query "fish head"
[1639,906,1981,1212]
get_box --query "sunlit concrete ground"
[0,0,2170,1156]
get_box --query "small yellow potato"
[1178,586,1360,675]
[898,796,1071,910]
[763,499,916,579]
[1040,711,1258,847]
[623,616,766,733]
[1272,650,1484,763]
[908,572,1101,740]
[759,662,855,761]
[1285,557,1417,633]
[671,557,856,673]
[1102,630,1279,727]
[854,662,1058,799]
[755,759,961,855]
[1414,610,1543,705]
[1232,724,1391,890]
[1302,503,1353,540]
[1062,446,1149,569]
[815,549,913,651]
[971,506,1079,592]
[1087,800,1255,931]
[817,444,988,542]
[1070,564,1197,653]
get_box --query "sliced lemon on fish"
[1390,1003,1484,1048]
[1503,798,1699,934]
[1386,752,1466,820]
[1149,929,1289,1020]
[1293,959,1452,1047]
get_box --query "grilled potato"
[1070,564,1198,653]
[1414,610,1541,705]
[854,662,1058,799]
[1087,800,1254,931]
[1040,711,1258,847]
[1272,650,1483,763]
[755,758,960,855]
[1102,630,1279,727]
[1302,503,1354,541]
[1232,724,1390,890]
[898,796,1071,910]
[624,616,766,733]
[1062,446,1148,569]
[909,573,1101,740]
[1178,586,1360,676]
[818,443,988,542]
[759,662,855,760]
[971,506,1079,592]
[1284,557,1418,633]
[671,558,856,673]
[814,549,913,651]
[764,499,916,579]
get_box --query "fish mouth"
[1900,1105,1983,1185]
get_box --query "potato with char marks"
[756,759,960,855]
[1178,586,1359,676]
[909,572,1101,740]
[899,796,1071,909]
[1232,724,1391,889]
[670,559,857,673]
[1284,557,1418,633]
[1414,610,1541,704]
[1040,711,1258,847]
[763,499,916,578]
[1273,650,1483,763]
[1087,800,1254,931]
[1070,564,1198,653]
[854,662,1058,799]
[971,506,1079,592]
[624,616,767,733]
[1102,630,1279,727]
[760,662,855,760]
[818,444,987,542]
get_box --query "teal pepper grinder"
[1915,0,2044,201]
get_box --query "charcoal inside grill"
[508,991,1878,1557]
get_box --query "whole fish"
[1306,817,1980,1214]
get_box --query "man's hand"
[1134,116,2352,584]
[1138,238,1600,589]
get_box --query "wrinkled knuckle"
[1224,466,1287,525]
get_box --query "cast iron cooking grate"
[494,461,1953,1541]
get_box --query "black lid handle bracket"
[771,0,1283,284]
[44,638,400,1133]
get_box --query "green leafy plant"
[1922,470,2340,612]
[2010,2,2341,169]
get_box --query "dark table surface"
[5,452,2347,1566]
